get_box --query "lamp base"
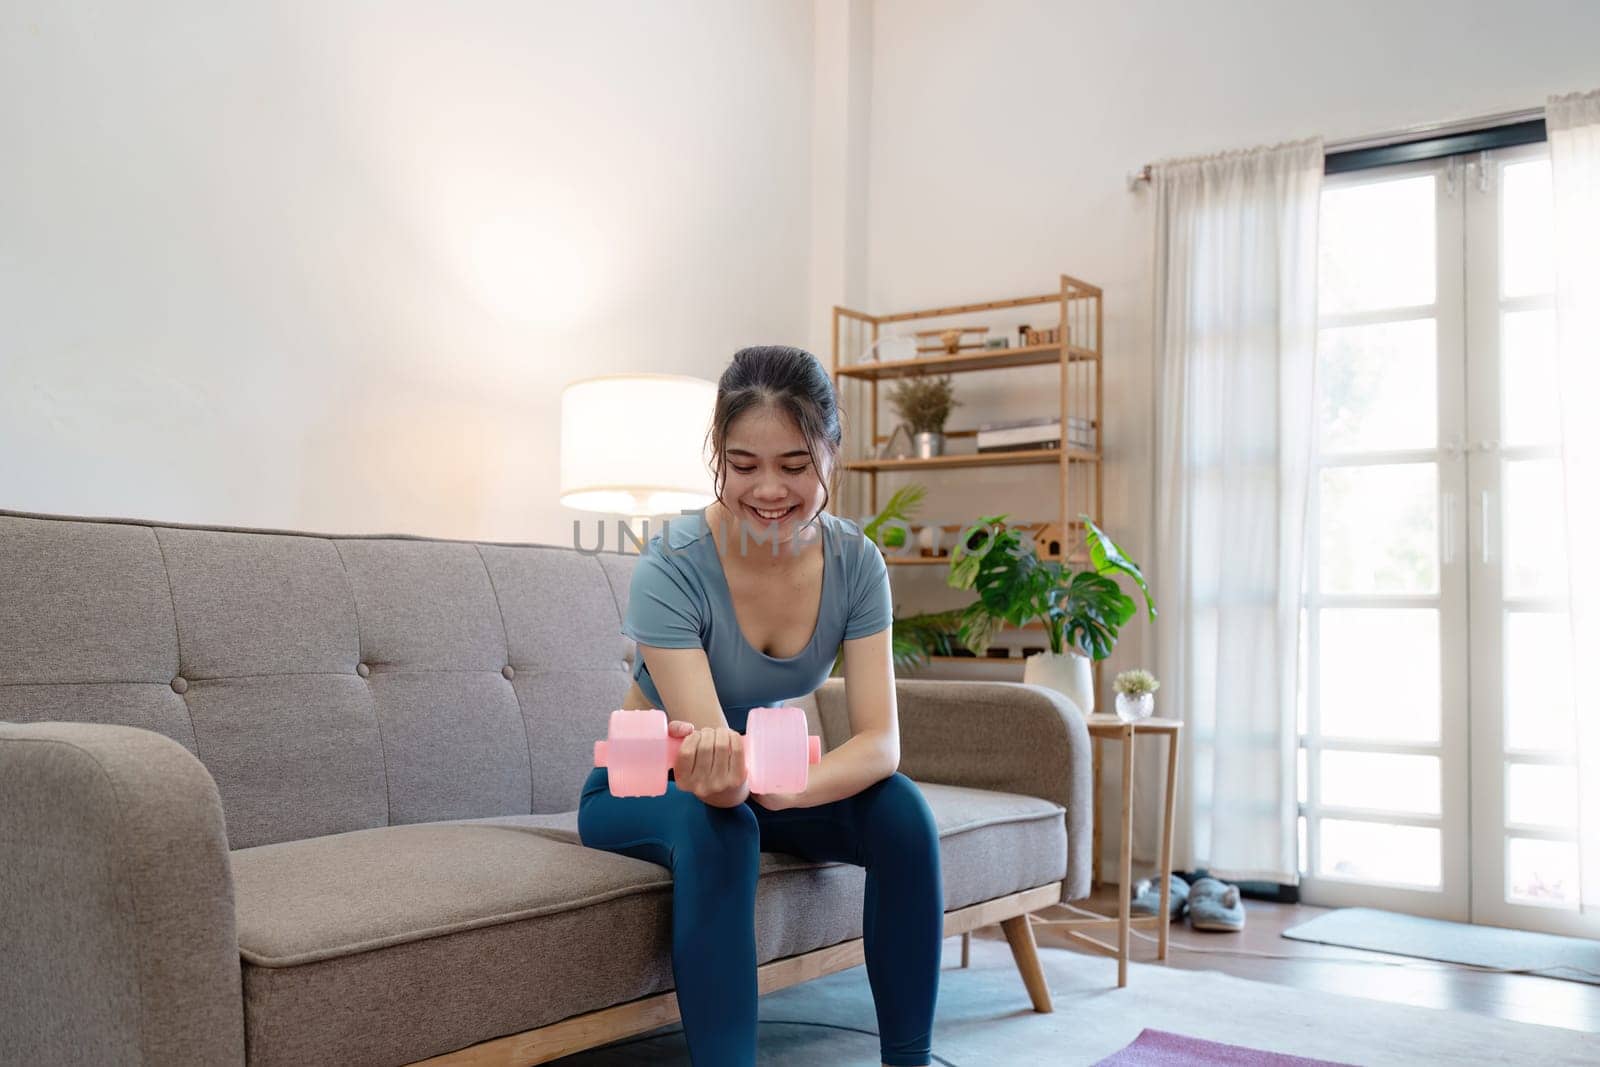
[617,515,653,550]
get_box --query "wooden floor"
[971,882,1600,1034]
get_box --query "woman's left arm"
[753,626,898,810]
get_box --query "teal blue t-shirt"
[621,507,892,731]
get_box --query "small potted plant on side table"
[1112,669,1159,723]
[886,373,960,458]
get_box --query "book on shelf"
[979,416,1060,431]
[976,416,1093,451]
[977,439,1061,453]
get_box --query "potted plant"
[829,483,968,676]
[1112,669,1159,723]
[860,483,926,552]
[829,605,965,678]
[886,373,960,458]
[945,513,1156,714]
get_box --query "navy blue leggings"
[578,767,944,1066]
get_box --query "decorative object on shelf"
[1021,323,1061,346]
[886,373,961,458]
[1031,521,1066,559]
[877,422,915,459]
[976,414,1095,453]
[1113,668,1159,723]
[915,326,988,354]
[983,336,1012,350]
[945,513,1156,715]
[917,522,968,557]
[860,335,919,363]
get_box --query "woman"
[578,345,944,1067]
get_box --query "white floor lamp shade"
[559,374,719,516]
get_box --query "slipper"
[1185,876,1245,932]
[1129,874,1189,921]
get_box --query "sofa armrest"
[0,721,245,1065]
[812,677,1093,902]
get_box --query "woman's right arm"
[634,645,726,731]
[636,644,750,808]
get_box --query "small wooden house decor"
[1031,521,1066,559]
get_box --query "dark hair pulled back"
[706,345,843,529]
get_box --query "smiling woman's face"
[715,405,829,554]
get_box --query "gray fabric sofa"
[0,507,1092,1066]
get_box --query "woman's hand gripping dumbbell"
[593,706,822,801]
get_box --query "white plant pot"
[1022,650,1095,716]
[1114,691,1154,723]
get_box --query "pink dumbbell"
[593,705,823,798]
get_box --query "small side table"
[1028,712,1182,988]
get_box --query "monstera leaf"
[946,513,1156,660]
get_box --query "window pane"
[1502,309,1558,448]
[1502,459,1569,599]
[1320,818,1440,888]
[1506,762,1577,831]
[1320,608,1440,743]
[1317,319,1437,453]
[1297,608,1309,737]
[1504,611,1576,753]
[1319,176,1436,315]
[1507,837,1578,909]
[1321,751,1439,815]
[1320,464,1438,595]
[1501,159,1554,299]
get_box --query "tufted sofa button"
[502,665,515,681]
[170,676,189,694]
[356,662,371,678]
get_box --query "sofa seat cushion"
[232,811,638,968]
[229,781,1065,1066]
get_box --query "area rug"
[1282,907,1600,986]
[550,933,1600,1065]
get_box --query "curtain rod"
[1126,105,1546,188]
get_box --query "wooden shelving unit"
[829,274,1104,575]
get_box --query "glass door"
[1302,139,1600,938]
[1465,140,1596,938]
[1299,153,1471,920]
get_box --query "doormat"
[1282,906,1600,986]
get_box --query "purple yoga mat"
[1091,1028,1361,1066]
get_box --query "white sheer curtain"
[1149,137,1323,884]
[1547,89,1600,916]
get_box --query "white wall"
[1,0,813,544]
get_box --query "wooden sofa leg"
[999,914,1054,1013]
